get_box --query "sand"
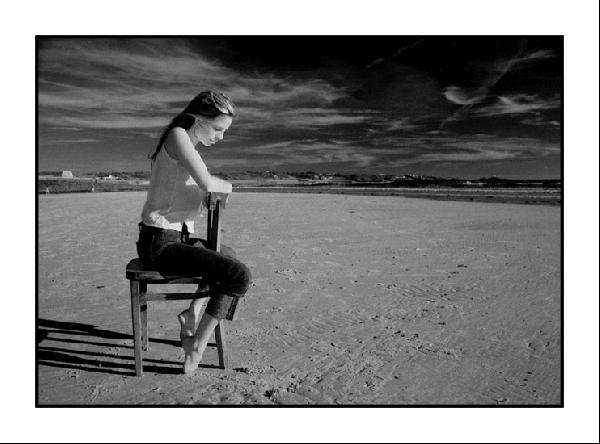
[37,191,561,405]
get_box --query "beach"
[37,191,561,405]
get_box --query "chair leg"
[141,304,148,351]
[130,280,143,376]
[214,321,227,369]
[140,283,148,351]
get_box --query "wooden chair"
[125,192,234,376]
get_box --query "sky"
[37,36,562,179]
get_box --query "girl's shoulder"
[166,126,189,144]
[164,127,190,161]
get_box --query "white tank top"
[140,147,207,233]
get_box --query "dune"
[37,191,561,405]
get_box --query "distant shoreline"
[38,185,561,206]
[234,186,561,206]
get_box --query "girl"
[136,91,252,374]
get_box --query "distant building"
[61,170,73,178]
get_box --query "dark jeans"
[136,223,252,321]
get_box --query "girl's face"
[193,114,233,147]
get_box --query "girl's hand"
[208,176,232,194]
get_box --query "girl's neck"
[186,128,198,146]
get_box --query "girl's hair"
[149,91,237,162]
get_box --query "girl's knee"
[230,262,252,296]
[240,263,252,289]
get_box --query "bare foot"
[177,309,197,339]
[181,337,203,375]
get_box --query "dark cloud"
[350,63,450,119]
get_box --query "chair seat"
[126,258,207,284]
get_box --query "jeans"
[136,223,252,321]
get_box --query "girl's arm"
[164,127,232,193]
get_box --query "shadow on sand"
[37,318,220,376]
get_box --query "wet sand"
[37,191,561,405]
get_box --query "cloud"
[38,38,232,86]
[39,138,100,148]
[38,39,351,132]
[371,118,422,132]
[473,94,560,117]
[512,49,557,65]
[218,132,559,172]
[521,115,560,127]
[262,108,378,129]
[441,45,528,109]
[443,86,486,106]
[213,139,379,169]
[431,135,558,161]
[440,46,558,127]
[364,133,560,170]
[237,80,345,106]
[39,114,169,130]
[417,149,516,163]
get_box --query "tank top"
[140,147,207,233]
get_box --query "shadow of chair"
[37,318,221,376]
